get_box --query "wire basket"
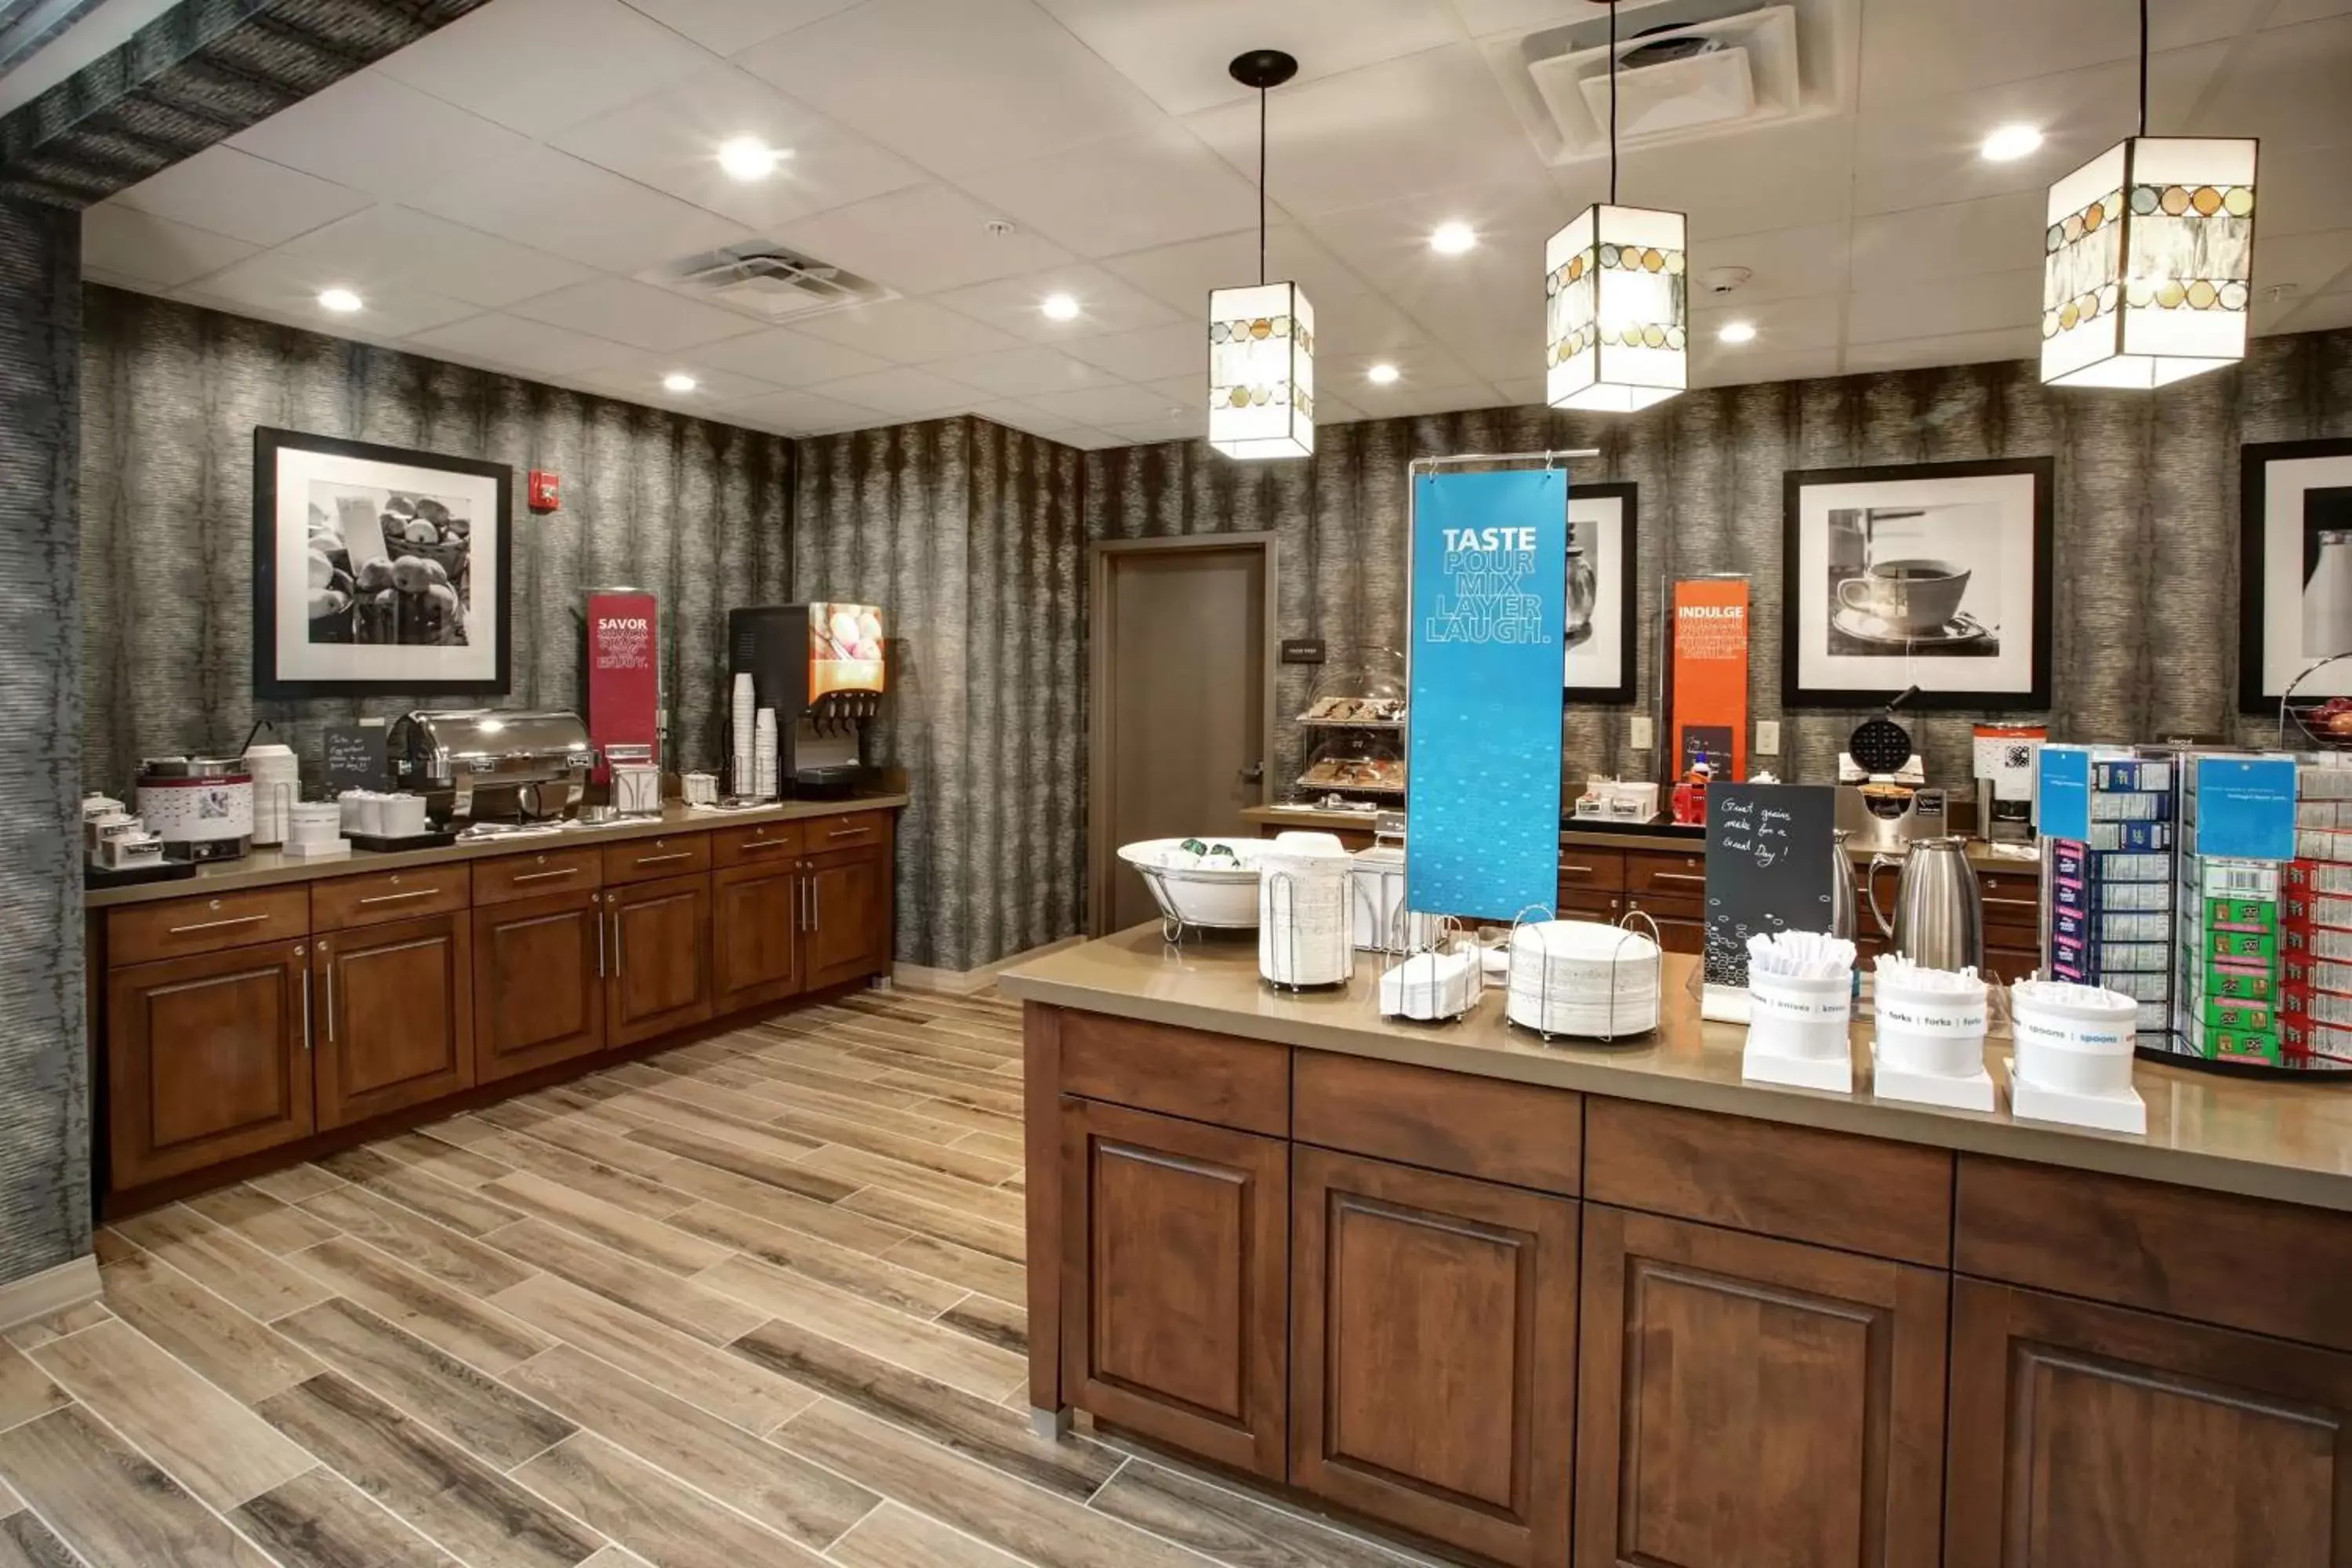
[2279,652,2352,750]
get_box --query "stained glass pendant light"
[2041,0,2256,388]
[1546,2,1686,413]
[1209,49,1314,459]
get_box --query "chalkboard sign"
[322,720,390,794]
[1703,782,1838,991]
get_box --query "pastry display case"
[1291,648,1408,804]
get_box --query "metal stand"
[1504,906,1664,1044]
[1262,867,1352,992]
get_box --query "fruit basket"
[2280,654,2352,750]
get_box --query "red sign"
[528,470,561,512]
[1668,578,1750,784]
[585,591,659,781]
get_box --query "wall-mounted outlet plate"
[1630,715,1654,751]
[1756,720,1780,756]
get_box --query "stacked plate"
[1506,920,1661,1039]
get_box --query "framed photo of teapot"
[252,427,512,699]
[1780,456,2053,710]
[1564,481,1639,704]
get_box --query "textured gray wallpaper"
[794,416,1083,972]
[81,286,793,795]
[0,200,92,1283]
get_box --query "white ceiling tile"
[790,298,1025,361]
[1857,0,2263,108]
[1139,373,1205,410]
[1101,226,1372,313]
[1691,347,1846,389]
[1847,191,2045,287]
[1304,290,1443,358]
[707,387,883,432]
[1312,390,1368,422]
[737,0,1163,174]
[927,345,1118,397]
[804,366,977,416]
[1448,0,1593,39]
[406,147,753,274]
[226,69,535,201]
[2187,13,2352,150]
[2252,229,2352,299]
[112,145,370,247]
[379,0,722,137]
[1485,376,1546,407]
[254,205,598,310]
[1319,335,1486,390]
[618,0,866,54]
[1368,383,1510,417]
[1100,411,1209,444]
[1052,427,1134,450]
[1679,222,1853,306]
[969,400,1091,438]
[177,253,478,339]
[79,205,257,287]
[2270,291,2352,335]
[1065,321,1203,381]
[566,352,782,405]
[1026,382,1193,425]
[1586,114,1855,240]
[769,182,1073,295]
[2271,0,2352,24]
[1842,328,2041,374]
[1691,292,1846,354]
[928,265,1181,342]
[1185,43,1545,216]
[958,126,1260,258]
[508,276,766,351]
[683,325,895,385]
[1846,267,2039,344]
[547,64,926,231]
[1033,0,1465,117]
[2256,146,2352,239]
[405,313,642,378]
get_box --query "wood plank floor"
[15,990,1437,1568]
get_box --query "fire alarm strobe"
[528,470,560,513]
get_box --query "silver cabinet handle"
[633,851,692,866]
[593,893,605,978]
[811,873,821,931]
[169,913,268,935]
[612,908,623,978]
[742,837,786,851]
[296,947,311,1053]
[801,869,814,931]
[512,866,579,884]
[1562,864,1598,875]
[1652,871,1706,885]
[358,887,442,906]
[826,826,866,838]
[320,942,336,1044]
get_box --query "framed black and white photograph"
[253,427,511,699]
[2238,437,2352,713]
[1565,481,1638,704]
[1781,457,2053,710]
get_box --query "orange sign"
[1669,579,1749,782]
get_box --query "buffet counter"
[1005,927,2352,1568]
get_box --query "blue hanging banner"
[1406,468,1568,920]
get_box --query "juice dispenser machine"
[727,602,885,798]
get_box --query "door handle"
[512,866,579,884]
[358,887,443,906]
[296,946,311,1053]
[319,942,335,1044]
[633,851,693,866]
[612,907,623,978]
[593,892,605,978]
[169,913,269,935]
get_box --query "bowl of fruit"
[2280,655,2352,749]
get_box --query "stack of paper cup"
[242,744,299,845]
[754,707,779,799]
[731,673,757,796]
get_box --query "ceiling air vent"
[1521,1,1803,157]
[650,241,895,322]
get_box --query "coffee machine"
[727,602,885,797]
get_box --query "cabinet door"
[1577,1206,1948,1568]
[1060,1096,1287,1479]
[107,940,314,1189]
[712,862,803,1015]
[608,872,713,1047]
[803,844,891,991]
[314,913,474,1129]
[473,889,604,1083]
[1292,1146,1577,1568]
[1947,1277,2352,1568]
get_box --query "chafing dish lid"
[394,710,593,762]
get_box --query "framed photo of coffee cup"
[1565,481,1639,705]
[2238,437,2352,714]
[253,427,512,699]
[1781,457,2053,710]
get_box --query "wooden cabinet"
[1291,1146,1576,1568]
[1059,1096,1287,1479]
[472,888,605,1083]
[313,913,473,1129]
[712,861,804,1014]
[802,844,890,992]
[607,872,712,1047]
[1576,1206,1949,1568]
[1947,1277,2352,1568]
[106,940,314,1189]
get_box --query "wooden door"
[712,860,803,1014]
[1947,1277,2352,1568]
[1576,1206,1948,1568]
[608,871,712,1047]
[1060,1095,1287,1479]
[314,912,473,1129]
[107,940,314,1189]
[802,845,888,992]
[1291,1145,1577,1568]
[472,888,604,1083]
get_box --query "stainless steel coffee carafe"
[1866,836,1984,971]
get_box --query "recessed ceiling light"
[1430,221,1477,255]
[1040,293,1080,321]
[1718,321,1758,344]
[662,372,698,394]
[1367,362,1401,385]
[1980,123,2043,162]
[317,288,362,314]
[717,136,787,182]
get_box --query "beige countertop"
[1001,927,2352,1214]
[86,795,909,909]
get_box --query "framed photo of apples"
[252,427,511,699]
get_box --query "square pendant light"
[1208,281,1315,459]
[2042,136,2257,389]
[1546,204,1687,413]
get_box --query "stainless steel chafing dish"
[388,710,595,826]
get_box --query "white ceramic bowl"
[1118,838,1268,928]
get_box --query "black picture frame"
[1780,456,2054,711]
[2237,436,2352,715]
[1564,480,1640,706]
[253,426,513,700]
